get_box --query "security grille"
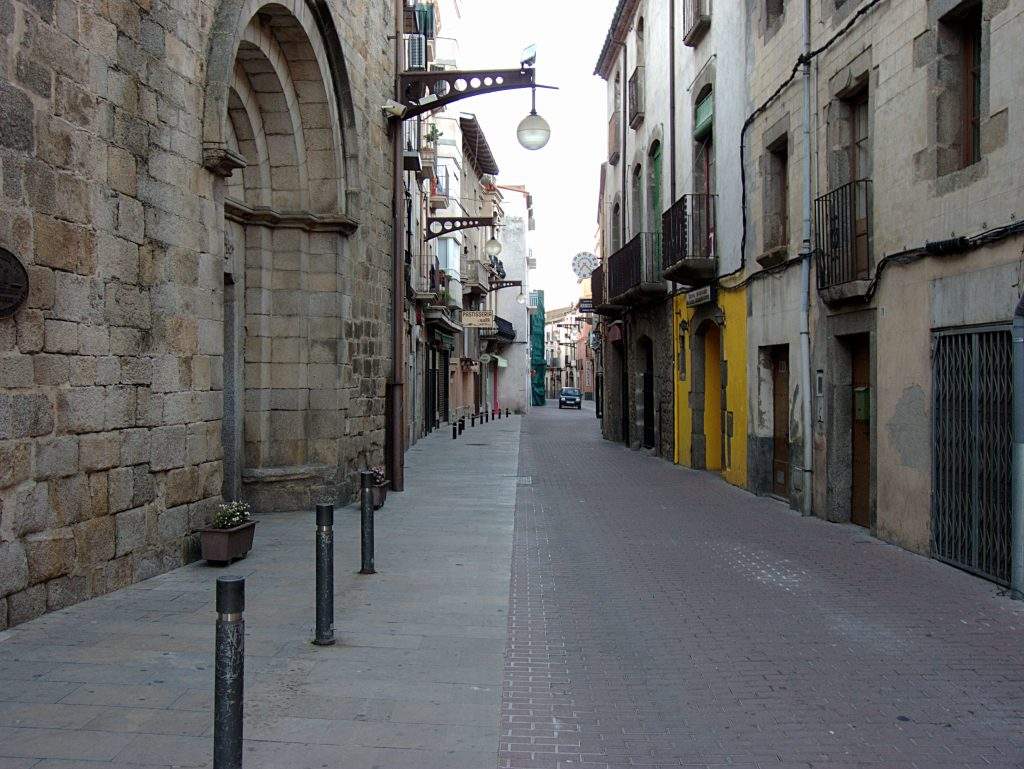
[932,325,1012,585]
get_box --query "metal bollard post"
[359,471,375,575]
[313,503,335,646]
[458,417,464,435]
[484,410,488,423]
[452,423,458,439]
[498,408,502,420]
[471,414,476,427]
[214,576,244,769]
[506,408,510,418]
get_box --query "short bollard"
[214,576,244,769]
[497,408,502,420]
[484,410,488,423]
[471,414,476,427]
[359,471,375,575]
[458,417,464,435]
[313,503,335,646]
[452,423,458,439]
[506,408,510,418]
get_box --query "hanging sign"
[0,247,29,317]
[578,298,594,314]
[462,310,495,328]
[685,285,715,307]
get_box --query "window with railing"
[814,179,872,289]
[628,66,645,128]
[663,193,717,268]
[591,264,604,306]
[608,232,662,299]
[683,0,711,46]
[430,166,450,206]
[608,111,621,165]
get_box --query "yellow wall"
[673,288,748,488]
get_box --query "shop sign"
[685,286,715,307]
[462,310,495,328]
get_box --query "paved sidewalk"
[0,416,521,768]
[501,406,1024,769]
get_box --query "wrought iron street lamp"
[517,86,550,151]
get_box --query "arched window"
[647,142,662,242]
[611,202,622,251]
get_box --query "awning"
[493,354,508,368]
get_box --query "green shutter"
[694,92,714,139]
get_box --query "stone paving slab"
[500,405,1024,769]
[0,417,521,768]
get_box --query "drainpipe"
[669,0,677,203]
[1012,295,1024,599]
[389,0,406,492]
[798,0,813,515]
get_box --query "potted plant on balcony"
[367,466,388,510]
[200,501,256,565]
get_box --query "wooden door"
[771,348,790,497]
[851,336,871,527]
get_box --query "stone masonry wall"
[0,0,395,628]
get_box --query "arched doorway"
[204,1,357,511]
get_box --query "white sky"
[442,0,618,311]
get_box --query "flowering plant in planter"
[366,466,388,510]
[201,501,256,564]
[213,501,252,529]
[368,466,387,486]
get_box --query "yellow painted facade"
[672,289,748,488]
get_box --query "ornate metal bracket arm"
[426,216,494,241]
[397,68,554,120]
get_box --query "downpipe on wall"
[1012,296,1024,599]
[799,0,813,516]
[388,0,406,492]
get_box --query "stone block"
[35,435,79,478]
[50,473,89,525]
[115,505,147,556]
[116,194,145,244]
[149,424,186,470]
[25,528,75,582]
[57,386,105,433]
[16,309,44,352]
[89,554,132,595]
[96,356,121,384]
[33,353,70,385]
[108,466,133,513]
[120,356,152,384]
[97,233,140,283]
[33,214,93,272]
[81,431,120,471]
[26,266,55,310]
[0,80,34,153]
[44,319,79,353]
[0,354,33,387]
[46,574,87,611]
[119,427,149,465]
[158,504,188,542]
[69,356,97,386]
[74,514,115,564]
[88,471,108,518]
[2,481,52,537]
[164,466,198,507]
[52,271,101,323]
[80,325,111,356]
[104,283,151,329]
[103,385,136,429]
[131,464,155,506]
[8,584,46,625]
[0,540,28,597]
[11,393,54,437]
[0,440,32,487]
[107,145,137,196]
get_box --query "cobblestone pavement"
[500,405,1024,769]
[0,417,521,769]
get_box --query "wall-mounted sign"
[578,298,594,314]
[685,285,715,307]
[462,310,495,328]
[0,247,29,317]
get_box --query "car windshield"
[561,388,581,396]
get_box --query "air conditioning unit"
[407,34,427,71]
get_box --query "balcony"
[661,194,717,285]
[608,111,621,165]
[461,259,490,298]
[683,0,711,46]
[628,66,645,129]
[608,232,666,306]
[428,167,449,210]
[814,179,873,304]
[591,264,604,306]
[481,315,515,344]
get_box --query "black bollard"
[458,417,464,435]
[313,503,335,646]
[471,414,476,427]
[214,576,244,769]
[484,410,488,423]
[359,471,375,575]
[506,408,510,418]
[498,408,502,420]
[452,423,458,439]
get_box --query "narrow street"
[0,408,1022,768]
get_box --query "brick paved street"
[500,405,1024,769]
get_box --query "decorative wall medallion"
[0,247,29,317]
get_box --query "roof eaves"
[594,0,640,79]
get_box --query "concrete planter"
[200,521,256,564]
[371,483,387,510]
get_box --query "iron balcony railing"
[628,66,645,128]
[814,179,873,289]
[608,110,621,165]
[485,315,515,342]
[591,264,604,306]
[608,232,662,300]
[663,193,717,269]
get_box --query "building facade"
[593,0,1024,589]
[0,0,396,626]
